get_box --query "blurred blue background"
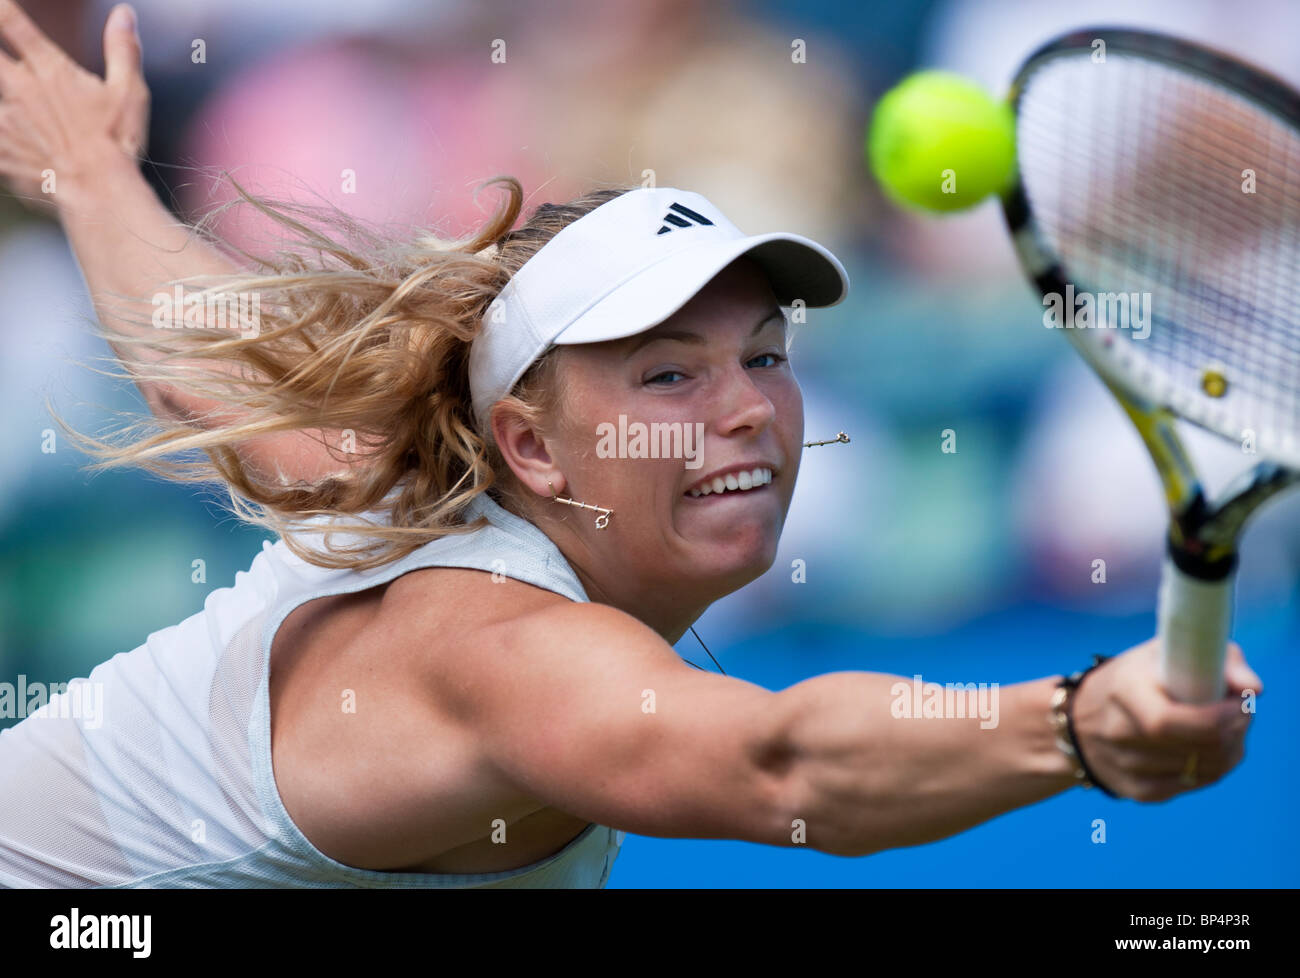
[1,0,1296,887]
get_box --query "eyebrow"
[624,308,787,359]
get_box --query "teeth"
[687,467,773,497]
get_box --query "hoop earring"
[548,480,614,529]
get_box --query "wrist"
[1010,677,1079,786]
[1052,655,1119,796]
[51,141,144,217]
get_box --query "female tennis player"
[0,2,1260,888]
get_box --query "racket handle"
[1156,556,1233,703]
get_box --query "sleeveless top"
[0,491,625,888]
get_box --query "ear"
[491,404,564,498]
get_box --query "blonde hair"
[59,175,637,571]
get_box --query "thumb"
[1223,643,1263,697]
[103,4,142,91]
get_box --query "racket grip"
[1156,556,1234,703]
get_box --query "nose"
[711,363,777,437]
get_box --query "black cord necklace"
[681,624,727,675]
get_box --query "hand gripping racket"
[1001,28,1300,703]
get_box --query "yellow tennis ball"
[867,70,1016,213]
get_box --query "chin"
[697,533,781,592]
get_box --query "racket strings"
[1024,59,1300,368]
[1016,50,1300,457]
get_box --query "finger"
[1108,736,1236,779]
[1128,762,1232,800]
[1130,730,1249,796]
[0,103,36,143]
[1122,776,1186,803]
[1119,681,1242,748]
[1172,744,1241,790]
[1108,752,1193,778]
[103,4,141,92]
[0,148,46,186]
[0,0,62,66]
[0,45,19,94]
[1223,643,1263,698]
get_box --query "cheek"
[771,376,804,486]
[767,372,804,429]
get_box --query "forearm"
[771,671,1076,856]
[55,144,243,409]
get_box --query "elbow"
[757,688,883,860]
[749,719,872,858]
[769,773,881,859]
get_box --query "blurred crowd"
[2,0,1296,702]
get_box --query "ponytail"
[56,174,636,571]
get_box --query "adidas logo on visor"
[657,201,715,235]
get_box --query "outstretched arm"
[446,602,1258,856]
[0,0,353,484]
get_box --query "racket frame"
[1001,26,1300,702]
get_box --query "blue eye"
[646,353,786,386]
[646,370,686,385]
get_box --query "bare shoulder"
[413,583,683,721]
[491,597,674,656]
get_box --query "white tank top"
[0,491,625,887]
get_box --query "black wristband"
[1058,654,1119,798]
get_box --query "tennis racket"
[1002,27,1300,703]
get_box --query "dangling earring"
[548,480,614,529]
[803,431,851,448]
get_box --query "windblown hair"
[60,175,636,570]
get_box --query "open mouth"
[685,467,773,498]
